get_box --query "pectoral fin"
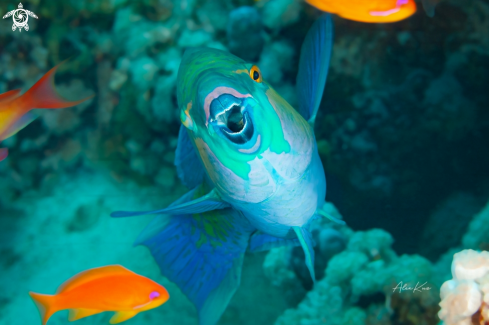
[109,311,138,324]
[68,308,103,321]
[175,125,205,189]
[293,226,316,285]
[111,188,230,218]
[316,208,346,225]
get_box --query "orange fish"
[29,265,170,325]
[305,0,417,23]
[0,62,92,162]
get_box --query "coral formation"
[266,204,440,325]
[0,0,488,324]
[439,249,489,325]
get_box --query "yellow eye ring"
[249,65,262,83]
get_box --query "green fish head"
[176,47,313,187]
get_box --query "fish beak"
[209,94,255,145]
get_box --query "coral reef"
[420,192,486,261]
[316,0,489,255]
[439,249,489,325]
[265,204,440,325]
[462,202,489,252]
[265,195,489,325]
[0,0,488,324]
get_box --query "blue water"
[1,0,488,324]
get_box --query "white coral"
[439,249,489,325]
[452,249,489,280]
[439,280,481,324]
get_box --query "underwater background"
[0,0,488,324]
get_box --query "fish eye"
[249,65,262,83]
[149,291,160,300]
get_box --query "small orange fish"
[0,62,92,162]
[29,265,170,325]
[306,0,417,23]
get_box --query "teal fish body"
[177,47,325,238]
[112,14,335,325]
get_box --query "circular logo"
[13,9,28,27]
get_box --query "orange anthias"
[29,265,170,325]
[306,0,417,23]
[0,62,93,162]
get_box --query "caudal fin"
[129,186,255,325]
[29,292,57,325]
[17,62,93,111]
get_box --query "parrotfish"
[0,62,92,162]
[306,0,417,23]
[112,14,339,325]
[29,265,169,325]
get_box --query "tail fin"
[17,61,94,111]
[131,187,255,325]
[29,292,57,325]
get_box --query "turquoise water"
[0,0,488,324]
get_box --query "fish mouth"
[209,94,254,145]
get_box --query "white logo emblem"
[2,3,38,32]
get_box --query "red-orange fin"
[29,292,57,325]
[0,89,21,107]
[0,148,8,162]
[19,62,94,111]
[57,265,136,294]
[0,112,37,141]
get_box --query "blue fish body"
[112,14,335,325]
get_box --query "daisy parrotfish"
[111,14,341,325]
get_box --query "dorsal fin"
[57,265,136,294]
[0,89,21,106]
[175,125,205,189]
[296,14,334,126]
